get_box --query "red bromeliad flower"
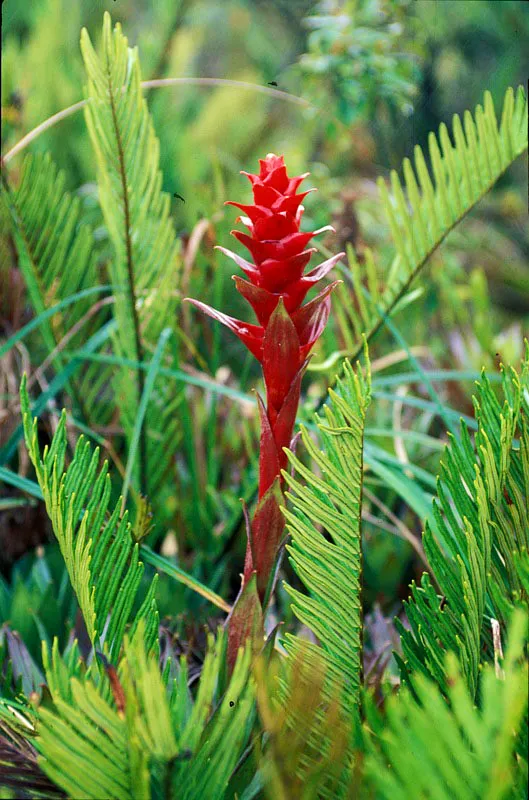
[187,154,343,666]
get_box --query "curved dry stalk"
[27,296,115,391]
[363,485,429,569]
[392,384,414,479]
[1,79,311,166]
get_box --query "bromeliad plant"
[187,155,344,665]
[1,11,528,800]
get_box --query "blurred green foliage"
[1,0,527,652]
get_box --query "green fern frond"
[80,12,181,498]
[255,646,357,800]
[335,85,528,361]
[365,610,528,800]
[173,635,255,800]
[1,153,120,440]
[397,345,529,697]
[3,153,98,353]
[20,376,158,662]
[1,153,104,427]
[282,352,371,713]
[35,626,254,800]
[80,12,180,351]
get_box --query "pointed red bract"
[262,299,300,416]
[226,573,263,674]
[244,478,285,601]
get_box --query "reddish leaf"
[299,296,332,362]
[252,183,283,207]
[214,246,260,282]
[272,189,314,215]
[302,251,345,283]
[226,573,263,675]
[258,154,286,175]
[257,250,313,293]
[291,280,341,343]
[233,276,280,326]
[246,478,285,601]
[262,164,289,192]
[253,213,298,241]
[232,230,317,264]
[287,172,310,193]
[225,201,272,223]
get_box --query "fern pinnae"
[20,376,159,660]
[402,158,427,253]
[81,13,181,503]
[364,247,379,311]
[439,123,460,217]
[452,114,472,202]
[399,349,529,697]
[329,86,527,374]
[412,143,436,238]
[282,355,370,712]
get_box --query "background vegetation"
[0,1,527,797]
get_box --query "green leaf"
[35,626,255,800]
[80,12,181,497]
[331,85,528,363]
[282,352,371,713]
[2,153,99,362]
[366,610,528,800]
[398,345,529,697]
[20,375,158,662]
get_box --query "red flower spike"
[185,153,344,672]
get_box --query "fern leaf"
[35,626,254,800]
[255,646,357,800]
[3,153,98,352]
[366,610,528,800]
[397,345,529,697]
[1,153,104,428]
[20,376,158,662]
[80,13,181,494]
[335,85,528,362]
[174,633,255,800]
[282,352,371,712]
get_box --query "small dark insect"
[173,192,186,203]
[9,91,23,110]
[229,700,235,707]
[267,81,278,87]
[175,749,193,761]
